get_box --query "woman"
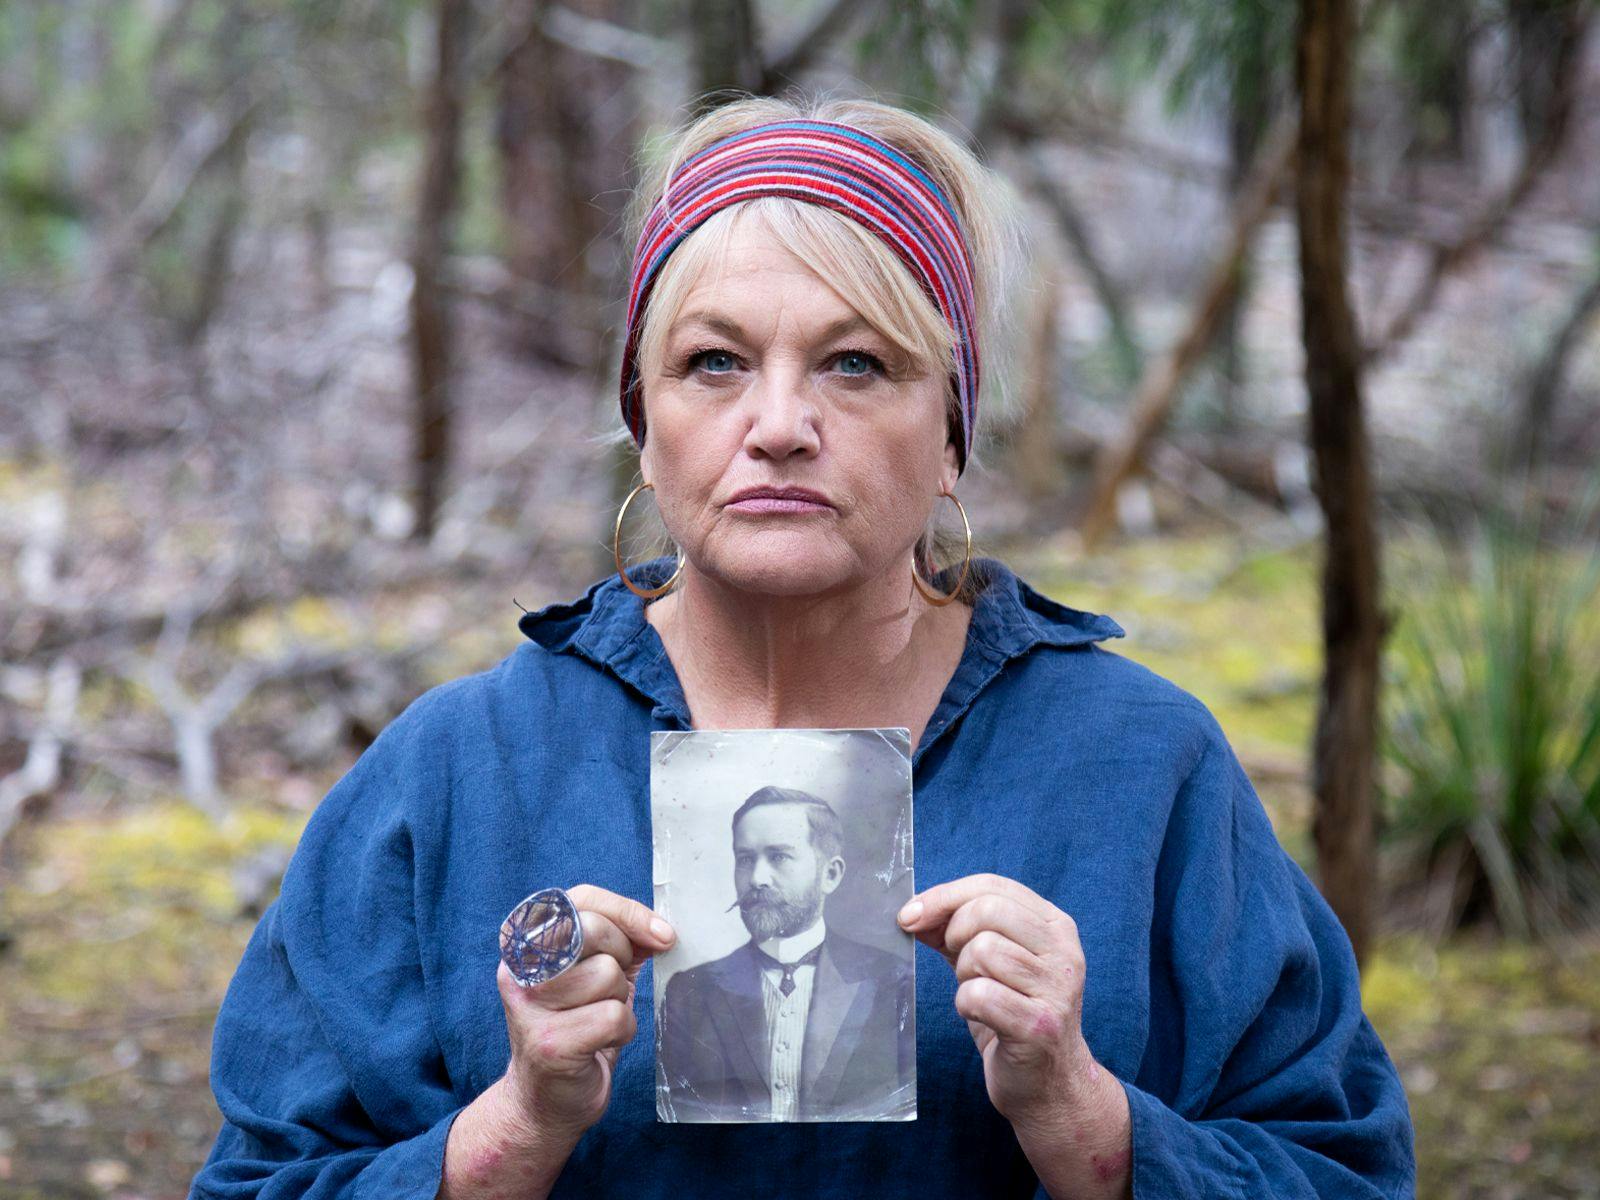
[192,96,1415,1199]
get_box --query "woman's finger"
[954,976,1049,1044]
[575,910,635,972]
[942,892,1060,960]
[542,998,639,1061]
[519,951,631,1012]
[897,873,1049,956]
[568,883,677,957]
[954,928,1051,998]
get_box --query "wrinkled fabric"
[191,556,1416,1199]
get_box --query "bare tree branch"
[0,659,81,846]
[1511,244,1600,469]
[1018,151,1143,384]
[87,92,264,300]
[127,601,396,818]
[1362,8,1590,362]
[473,3,668,80]
[1079,109,1299,551]
[759,0,871,90]
[543,5,668,70]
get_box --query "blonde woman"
[191,95,1415,1200]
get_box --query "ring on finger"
[500,886,585,987]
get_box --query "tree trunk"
[1296,0,1380,967]
[1398,1,1472,158]
[1510,0,1582,150]
[1213,23,1274,428]
[178,2,249,345]
[691,0,763,102]
[181,111,249,345]
[973,0,1032,146]
[409,0,470,543]
[1015,254,1066,504]
[759,0,867,94]
[496,0,636,368]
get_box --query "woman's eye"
[692,349,738,374]
[834,351,881,377]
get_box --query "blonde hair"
[625,93,1027,463]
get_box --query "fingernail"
[898,899,922,926]
[651,917,674,942]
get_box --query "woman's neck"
[644,561,971,746]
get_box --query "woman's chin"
[697,534,864,598]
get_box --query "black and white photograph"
[651,728,916,1123]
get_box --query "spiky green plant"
[1383,488,1600,938]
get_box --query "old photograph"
[651,728,917,1123]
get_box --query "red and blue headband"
[619,119,981,471]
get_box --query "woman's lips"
[725,496,833,514]
[723,488,835,515]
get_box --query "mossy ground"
[0,801,310,1199]
[2,535,1596,1197]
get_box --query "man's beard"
[738,874,823,941]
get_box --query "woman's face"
[639,213,960,599]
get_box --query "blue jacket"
[191,556,1416,1198]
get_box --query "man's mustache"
[728,889,778,912]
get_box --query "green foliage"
[1383,488,1600,938]
[0,133,86,273]
[852,0,1297,125]
[853,0,984,114]
[0,0,420,282]
[1075,0,1295,116]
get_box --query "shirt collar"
[756,916,827,965]
[517,556,1124,766]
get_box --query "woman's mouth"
[723,486,835,515]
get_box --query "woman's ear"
[940,442,961,495]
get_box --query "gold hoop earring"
[613,481,683,600]
[912,489,973,607]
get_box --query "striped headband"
[619,118,981,470]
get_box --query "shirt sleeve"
[189,714,464,1199]
[1047,716,1415,1200]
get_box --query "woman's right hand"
[496,883,677,1140]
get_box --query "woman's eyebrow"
[814,315,874,342]
[673,312,876,344]
[676,311,746,340]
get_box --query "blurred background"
[1,0,1598,1196]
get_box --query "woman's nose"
[742,367,821,460]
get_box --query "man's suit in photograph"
[656,930,915,1122]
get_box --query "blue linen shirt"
[191,556,1416,1198]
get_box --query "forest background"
[1,0,1599,1196]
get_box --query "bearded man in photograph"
[656,786,914,1122]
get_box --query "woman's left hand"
[896,873,1111,1134]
